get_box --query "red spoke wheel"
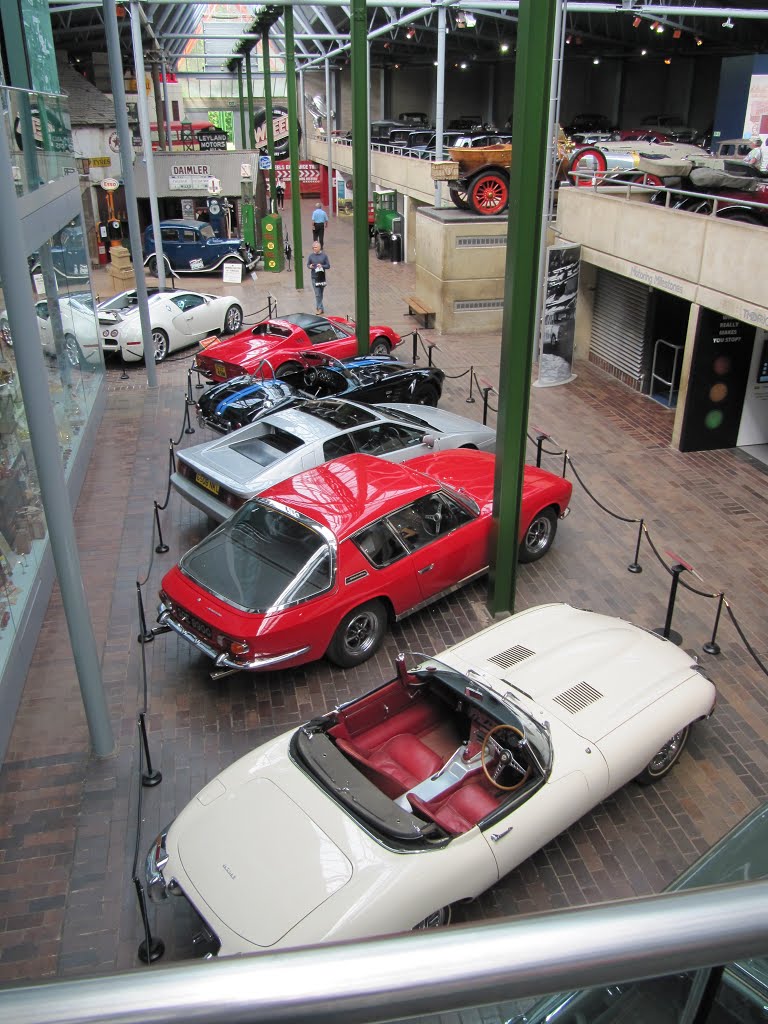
[568,146,608,186]
[468,170,509,215]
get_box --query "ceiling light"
[464,12,476,27]
[565,34,572,44]
[664,57,671,64]
[672,29,681,38]
[695,36,703,45]
[454,12,466,28]
[650,20,659,30]
[722,17,734,28]
[406,27,415,39]
[460,62,468,69]
[500,42,509,53]
[632,16,641,28]
[641,48,647,55]
[593,57,600,65]
[656,24,664,33]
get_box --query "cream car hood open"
[441,603,701,743]
[176,774,353,948]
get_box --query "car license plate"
[195,473,220,496]
[214,363,227,379]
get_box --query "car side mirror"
[422,433,436,448]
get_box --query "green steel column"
[350,0,370,353]
[262,29,278,207]
[245,50,256,149]
[283,6,304,289]
[488,0,557,617]
[237,59,246,149]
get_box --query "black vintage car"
[197,352,445,433]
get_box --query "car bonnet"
[382,402,495,440]
[174,774,353,949]
[440,604,701,743]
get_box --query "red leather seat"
[368,734,443,791]
[411,782,500,835]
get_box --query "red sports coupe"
[155,450,573,678]
[195,311,402,382]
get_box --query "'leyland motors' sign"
[169,163,212,190]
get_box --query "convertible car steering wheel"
[481,724,531,792]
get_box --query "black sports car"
[196,352,445,433]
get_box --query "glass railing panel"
[2,85,76,196]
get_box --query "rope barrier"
[724,601,768,677]
[565,456,641,524]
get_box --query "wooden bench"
[406,296,435,330]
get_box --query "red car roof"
[260,451,493,540]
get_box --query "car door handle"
[185,316,194,321]
[418,564,434,575]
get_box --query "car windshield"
[297,399,377,429]
[180,502,332,612]
[199,224,215,239]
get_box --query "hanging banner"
[275,160,321,197]
[535,243,580,388]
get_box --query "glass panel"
[1,85,76,196]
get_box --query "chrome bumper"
[156,603,311,673]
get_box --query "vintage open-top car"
[146,602,716,957]
[196,352,446,432]
[193,313,402,382]
[157,450,572,676]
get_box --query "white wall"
[737,328,768,446]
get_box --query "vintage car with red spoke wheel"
[194,312,402,382]
[196,352,446,433]
[146,603,715,956]
[468,170,509,214]
[156,450,572,676]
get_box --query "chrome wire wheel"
[152,328,169,363]
[636,725,690,785]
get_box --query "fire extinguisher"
[97,223,108,265]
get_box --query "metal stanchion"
[703,592,725,655]
[628,518,644,574]
[411,331,418,364]
[481,387,492,426]
[135,877,165,963]
[138,711,162,787]
[535,432,549,468]
[466,367,476,404]
[153,501,169,554]
[655,560,689,645]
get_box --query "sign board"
[222,261,243,284]
[197,130,228,152]
[88,156,111,167]
[168,163,212,191]
[100,177,120,191]
[536,244,580,388]
[32,273,45,295]
[258,154,272,170]
[336,177,346,200]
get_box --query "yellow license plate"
[214,363,227,379]
[195,473,220,496]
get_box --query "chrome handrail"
[3,880,768,1024]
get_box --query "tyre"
[326,599,387,668]
[721,211,762,226]
[468,170,509,215]
[369,337,391,357]
[0,317,11,347]
[680,198,713,215]
[63,333,82,369]
[223,304,243,334]
[635,726,690,785]
[152,328,170,363]
[411,381,439,406]
[518,506,558,563]
[413,905,452,930]
[147,255,159,276]
[448,186,471,211]
[567,146,608,185]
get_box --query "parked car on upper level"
[97,287,243,362]
[370,120,406,144]
[194,312,402,382]
[563,113,616,138]
[197,352,446,432]
[146,601,714,956]
[399,112,431,128]
[637,115,697,143]
[142,220,259,277]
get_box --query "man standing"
[311,202,329,246]
[307,241,330,315]
[744,136,768,175]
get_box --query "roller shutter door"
[591,270,649,386]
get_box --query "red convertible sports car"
[155,450,573,679]
[194,312,403,382]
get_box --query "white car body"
[146,603,716,957]
[2,292,100,368]
[97,288,243,363]
[172,397,497,522]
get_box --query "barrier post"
[138,711,162,787]
[482,387,492,426]
[535,432,548,468]
[153,501,169,554]
[466,367,476,404]
[411,331,418,364]
[655,561,689,645]
[703,592,725,655]
[628,518,644,573]
[134,877,165,963]
[428,344,434,367]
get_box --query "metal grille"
[454,299,505,311]
[488,645,535,669]
[457,236,507,248]
[591,270,649,384]
[552,681,604,714]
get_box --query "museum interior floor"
[0,200,766,994]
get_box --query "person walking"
[275,181,285,209]
[307,241,330,314]
[311,202,329,246]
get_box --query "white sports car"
[145,603,716,957]
[97,288,244,363]
[1,292,100,369]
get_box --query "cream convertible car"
[146,604,716,956]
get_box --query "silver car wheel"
[414,906,452,930]
[224,304,243,334]
[152,328,169,363]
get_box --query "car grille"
[552,681,604,714]
[488,645,535,669]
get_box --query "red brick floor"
[0,200,767,982]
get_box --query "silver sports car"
[172,397,496,523]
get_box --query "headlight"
[145,828,170,901]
